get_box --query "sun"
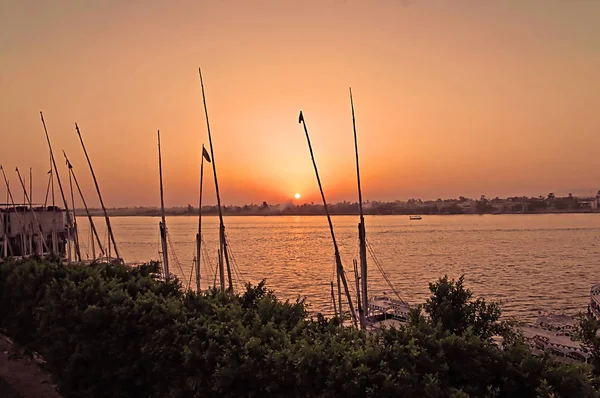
[294,193,301,199]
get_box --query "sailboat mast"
[40,112,73,261]
[15,167,50,255]
[66,162,81,261]
[330,281,338,320]
[196,145,206,292]
[63,151,105,258]
[50,154,57,255]
[298,111,358,327]
[157,130,170,277]
[198,68,233,292]
[75,123,121,262]
[353,259,363,326]
[350,88,368,327]
[1,167,27,256]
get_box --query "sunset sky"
[1,0,599,207]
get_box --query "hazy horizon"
[1,1,599,208]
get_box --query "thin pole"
[29,168,32,206]
[1,167,26,256]
[196,145,205,291]
[331,281,338,320]
[337,269,343,319]
[157,130,170,277]
[50,156,57,255]
[298,111,357,327]
[218,247,225,291]
[63,151,105,258]
[350,88,369,326]
[198,68,233,292]
[40,112,73,260]
[15,168,50,254]
[67,165,81,261]
[353,259,364,329]
[75,123,121,262]
[0,177,12,257]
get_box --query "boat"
[409,215,422,220]
[518,312,590,362]
[588,284,600,320]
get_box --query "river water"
[75,214,600,322]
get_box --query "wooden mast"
[298,111,358,327]
[15,168,50,255]
[198,68,233,292]
[330,281,338,320]
[41,112,75,261]
[1,167,27,256]
[50,154,57,255]
[65,159,81,261]
[195,144,207,291]
[353,259,363,327]
[75,123,121,263]
[63,151,105,258]
[350,88,367,329]
[157,130,170,278]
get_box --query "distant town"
[82,192,600,217]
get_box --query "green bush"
[0,259,597,397]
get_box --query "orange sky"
[1,0,599,207]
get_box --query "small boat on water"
[409,215,422,220]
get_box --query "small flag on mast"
[298,111,304,124]
[202,146,211,163]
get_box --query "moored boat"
[589,284,600,320]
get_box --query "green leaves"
[0,259,597,397]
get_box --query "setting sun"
[294,193,301,199]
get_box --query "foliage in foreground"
[0,258,597,398]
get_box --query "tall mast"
[198,68,233,292]
[66,161,81,261]
[330,281,338,320]
[350,88,368,328]
[15,168,50,255]
[40,112,73,261]
[157,130,170,277]
[75,123,121,263]
[298,111,357,327]
[353,259,363,327]
[29,168,32,206]
[196,144,207,291]
[63,151,105,258]
[1,166,27,256]
[50,154,57,255]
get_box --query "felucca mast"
[195,144,208,291]
[15,167,50,255]
[298,111,358,327]
[1,166,27,255]
[350,88,367,329]
[198,68,233,292]
[41,112,75,262]
[157,130,170,278]
[63,151,105,258]
[75,123,121,263]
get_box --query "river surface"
[75,214,600,322]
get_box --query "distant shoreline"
[79,210,600,217]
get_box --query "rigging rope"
[365,238,408,306]
[166,232,188,288]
